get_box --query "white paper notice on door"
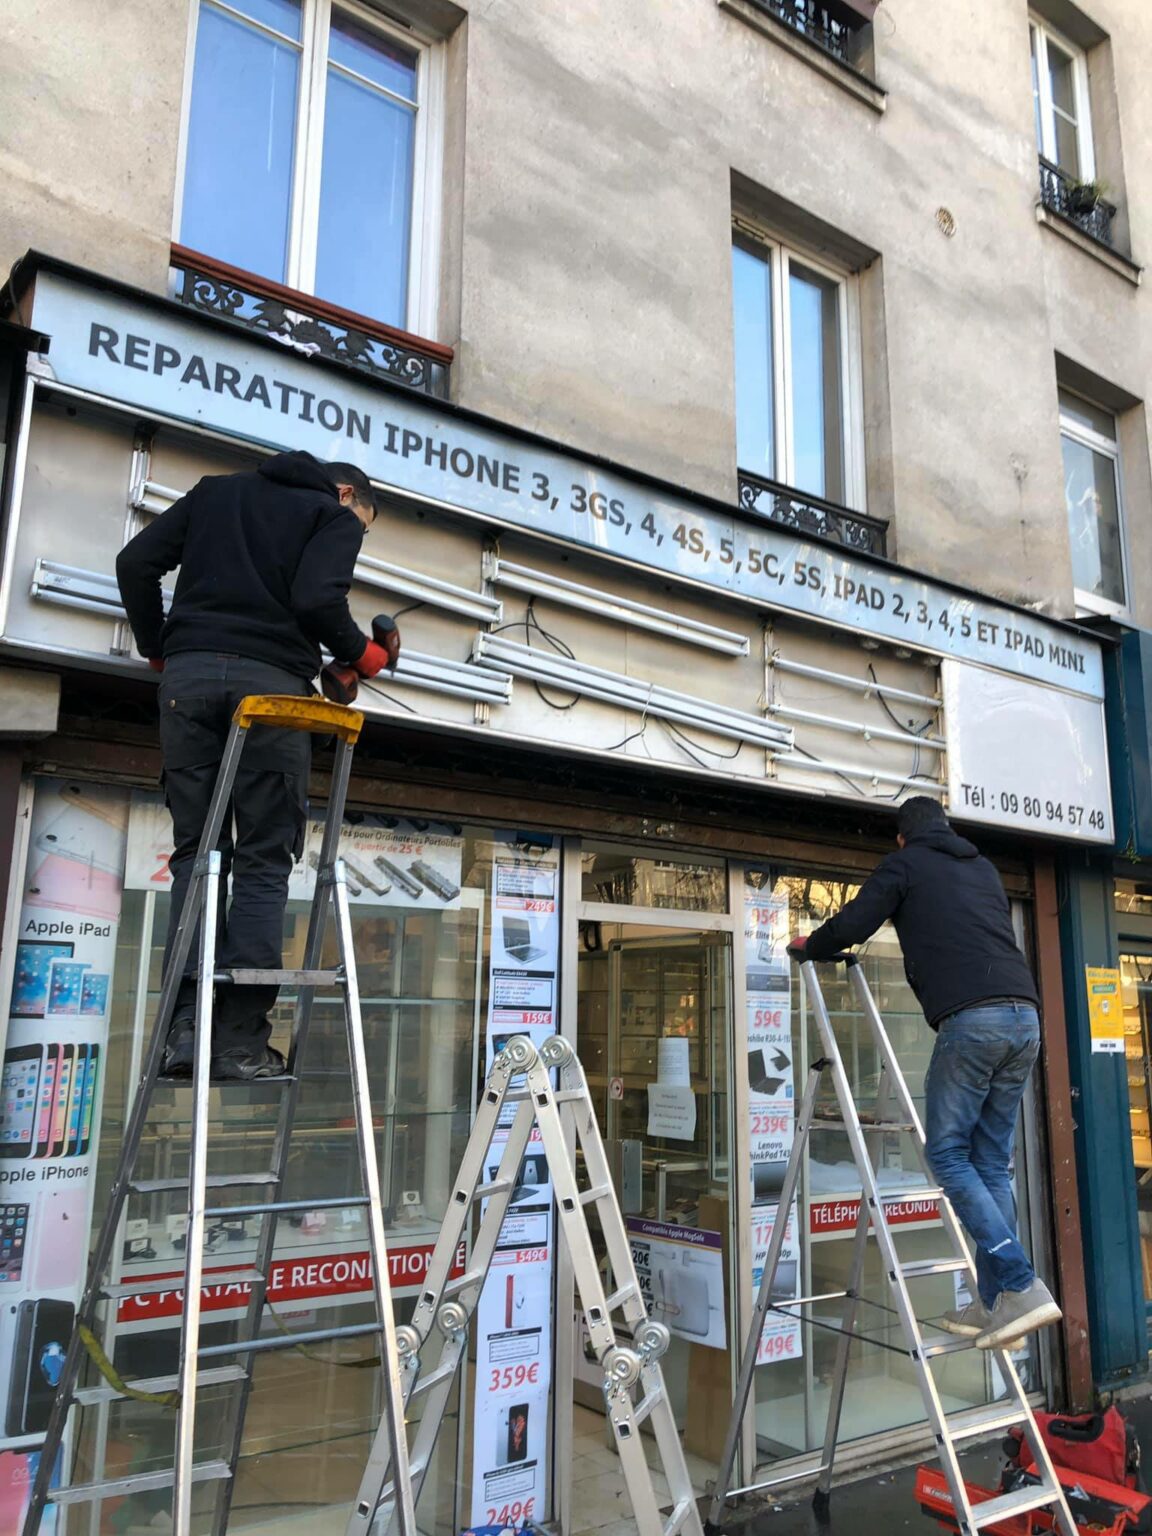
[647,1084,696,1140]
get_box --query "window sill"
[717,0,886,113]
[1035,206,1143,286]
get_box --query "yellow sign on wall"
[1086,966,1123,1054]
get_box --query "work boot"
[975,1280,1061,1350]
[939,1298,993,1338]
[211,1044,288,1082]
[159,980,200,1077]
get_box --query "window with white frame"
[1059,389,1127,613]
[731,230,862,507]
[178,0,442,334]
[1030,16,1094,179]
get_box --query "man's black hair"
[897,795,950,838]
[327,461,378,518]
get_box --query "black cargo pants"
[158,652,311,1050]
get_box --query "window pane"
[1030,26,1044,153]
[228,0,301,40]
[1059,389,1116,441]
[1052,110,1081,177]
[314,67,415,324]
[788,262,844,503]
[732,243,775,480]
[1047,40,1078,119]
[181,3,299,281]
[329,9,418,100]
[1062,433,1125,606]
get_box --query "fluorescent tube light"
[774,754,945,793]
[770,655,940,711]
[31,559,171,618]
[487,557,749,656]
[473,634,792,751]
[767,702,946,752]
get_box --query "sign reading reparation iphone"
[27,271,1104,700]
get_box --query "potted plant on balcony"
[1067,178,1110,215]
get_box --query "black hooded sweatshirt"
[803,828,1040,1028]
[116,451,368,682]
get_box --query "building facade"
[0,0,1149,1530]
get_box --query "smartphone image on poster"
[0,1048,42,1158]
[35,1045,59,1160]
[33,1188,87,1290]
[78,1044,100,1157]
[10,942,74,1019]
[78,972,110,1019]
[0,1204,30,1285]
[44,960,90,1018]
[5,1298,75,1437]
[503,1403,529,1465]
[50,1046,74,1159]
[0,1449,30,1533]
[65,1045,89,1157]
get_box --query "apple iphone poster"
[0,779,128,1518]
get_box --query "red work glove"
[786,936,808,960]
[148,658,165,674]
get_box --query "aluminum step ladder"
[24,694,417,1536]
[708,953,1076,1536]
[347,1032,705,1536]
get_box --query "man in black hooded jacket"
[788,796,1060,1352]
[116,450,396,1080]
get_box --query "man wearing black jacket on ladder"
[789,796,1062,1351]
[116,451,397,1080]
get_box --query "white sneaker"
[976,1280,1061,1350]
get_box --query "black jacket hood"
[905,828,980,859]
[258,450,340,497]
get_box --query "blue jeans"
[923,1002,1041,1308]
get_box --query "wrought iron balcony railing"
[742,0,870,68]
[170,245,452,398]
[1038,159,1117,249]
[738,468,888,556]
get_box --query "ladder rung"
[374,1457,429,1507]
[410,1358,459,1397]
[947,1408,1027,1444]
[580,1183,612,1206]
[662,1497,697,1536]
[901,1257,970,1279]
[554,1089,585,1103]
[476,1177,514,1198]
[101,1268,264,1299]
[971,1482,1065,1528]
[50,1460,232,1505]
[921,1336,976,1359]
[198,1321,380,1360]
[217,967,342,986]
[632,1387,664,1425]
[443,1268,485,1298]
[129,1172,280,1195]
[73,1364,247,1407]
[812,1111,916,1133]
[876,1185,942,1204]
[204,1194,368,1219]
[606,1284,638,1311]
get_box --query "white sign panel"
[626,1219,726,1350]
[942,660,1113,843]
[28,271,1104,699]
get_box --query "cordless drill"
[321,613,401,705]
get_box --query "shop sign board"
[1086,966,1124,1054]
[0,779,128,1504]
[942,661,1113,845]
[626,1218,726,1350]
[810,1195,941,1235]
[27,272,1104,700]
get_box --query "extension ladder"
[708,954,1076,1536]
[24,695,417,1536]
[348,1032,705,1536]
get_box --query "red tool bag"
[1003,1410,1141,1493]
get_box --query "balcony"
[170,245,452,398]
[740,0,875,69]
[737,468,888,557]
[1038,159,1117,250]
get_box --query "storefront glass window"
[580,843,728,912]
[1116,879,1152,919]
[1121,953,1152,1318]
[748,871,1044,1470]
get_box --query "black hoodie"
[116,451,369,682]
[804,828,1040,1028]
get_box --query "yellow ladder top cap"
[232,694,364,742]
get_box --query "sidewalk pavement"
[713,1389,1152,1535]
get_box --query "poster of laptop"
[627,1219,726,1350]
[499,917,548,965]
